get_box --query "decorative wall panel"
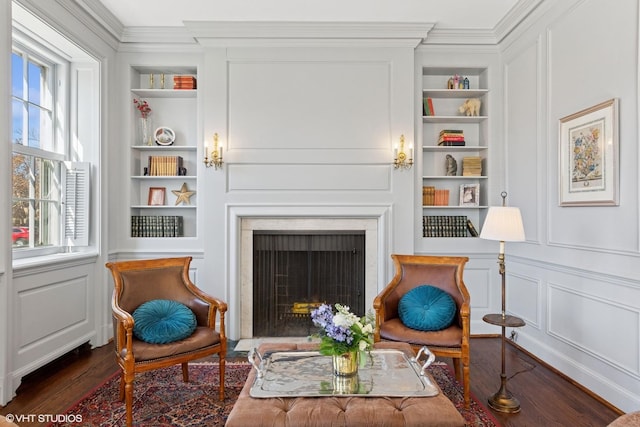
[228,60,391,152]
[548,283,639,374]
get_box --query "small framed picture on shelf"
[459,184,480,207]
[148,187,166,206]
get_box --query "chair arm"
[184,285,227,336]
[459,299,471,333]
[111,297,135,358]
[112,302,134,330]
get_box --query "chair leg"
[119,373,125,401]
[452,357,470,409]
[452,357,462,382]
[219,354,225,401]
[182,362,189,382]
[462,359,470,409]
[124,373,134,427]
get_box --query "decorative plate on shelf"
[154,127,175,146]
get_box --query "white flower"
[361,323,373,334]
[333,312,354,328]
[358,340,368,351]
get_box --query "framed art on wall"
[559,98,619,206]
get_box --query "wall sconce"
[204,133,223,169]
[393,134,413,170]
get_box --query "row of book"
[438,129,465,146]
[423,97,435,116]
[173,75,197,90]
[462,157,482,176]
[131,215,184,237]
[148,156,184,176]
[423,216,479,237]
[422,186,450,206]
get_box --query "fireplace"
[236,214,384,339]
[252,231,365,336]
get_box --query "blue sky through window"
[11,52,42,148]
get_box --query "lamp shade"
[480,206,525,242]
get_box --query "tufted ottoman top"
[226,341,465,427]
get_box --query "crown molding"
[120,27,198,45]
[493,0,545,43]
[14,0,120,51]
[423,28,498,45]
[71,0,124,42]
[184,21,434,47]
[422,0,545,46]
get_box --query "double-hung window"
[11,35,89,258]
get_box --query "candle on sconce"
[393,145,398,160]
[409,143,413,161]
[204,140,209,159]
[218,144,223,160]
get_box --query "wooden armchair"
[374,254,470,407]
[106,257,227,427]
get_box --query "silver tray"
[248,347,439,398]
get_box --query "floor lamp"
[480,192,526,413]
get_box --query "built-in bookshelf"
[129,66,198,238]
[421,67,489,238]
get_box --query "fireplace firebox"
[252,231,365,336]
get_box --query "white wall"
[0,0,117,405]
[501,0,640,412]
[0,0,13,409]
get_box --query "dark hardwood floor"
[0,337,622,426]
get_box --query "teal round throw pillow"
[398,285,456,331]
[132,299,197,344]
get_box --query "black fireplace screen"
[253,231,365,337]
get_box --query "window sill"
[12,251,99,275]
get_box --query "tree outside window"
[11,50,61,250]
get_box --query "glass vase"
[139,117,153,146]
[332,350,359,377]
[333,374,359,394]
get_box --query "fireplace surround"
[231,206,389,339]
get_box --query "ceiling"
[95,0,522,30]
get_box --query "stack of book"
[173,75,197,90]
[422,186,435,205]
[131,215,184,237]
[462,156,482,176]
[434,189,449,206]
[422,187,449,206]
[423,97,435,116]
[423,216,467,237]
[438,129,465,146]
[423,216,479,238]
[148,156,183,176]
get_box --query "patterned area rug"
[51,362,500,426]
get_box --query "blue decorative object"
[398,285,456,331]
[132,299,197,344]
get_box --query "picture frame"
[154,126,175,146]
[559,98,619,206]
[459,183,480,207]
[148,187,166,206]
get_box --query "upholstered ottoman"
[225,341,464,427]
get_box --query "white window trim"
[11,5,96,263]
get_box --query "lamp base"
[488,387,521,413]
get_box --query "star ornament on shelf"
[172,182,195,206]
